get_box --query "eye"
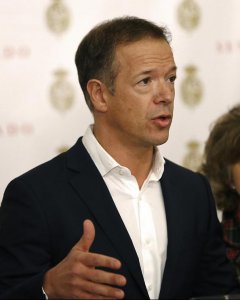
[169,75,177,83]
[138,77,152,86]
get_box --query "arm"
[193,175,240,296]
[43,220,126,299]
[222,211,240,282]
[0,180,126,299]
[0,179,50,299]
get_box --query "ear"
[87,79,108,112]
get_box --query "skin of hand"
[43,219,127,299]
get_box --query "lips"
[151,114,172,128]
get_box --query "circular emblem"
[181,65,203,108]
[182,140,202,171]
[49,69,75,112]
[46,0,70,34]
[177,0,201,31]
[57,145,69,154]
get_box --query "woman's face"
[231,162,240,194]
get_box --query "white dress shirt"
[82,125,168,299]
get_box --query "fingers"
[77,280,125,299]
[77,251,122,270]
[83,266,127,287]
[73,289,124,300]
[71,219,126,298]
[75,219,95,252]
[45,219,127,299]
[69,266,126,299]
[74,220,122,270]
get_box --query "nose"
[153,80,174,104]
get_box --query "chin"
[148,139,168,147]
[152,133,169,146]
[150,127,170,145]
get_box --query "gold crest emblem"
[46,0,70,34]
[182,140,202,172]
[177,0,201,31]
[49,69,75,112]
[181,65,203,108]
[57,145,69,154]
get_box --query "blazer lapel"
[159,160,182,298]
[66,139,148,298]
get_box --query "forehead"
[115,38,174,68]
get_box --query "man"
[0,16,239,300]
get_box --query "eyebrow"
[135,65,177,78]
[169,65,177,72]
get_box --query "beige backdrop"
[1,0,240,202]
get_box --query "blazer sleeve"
[0,178,50,299]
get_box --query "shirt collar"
[82,125,118,176]
[82,125,165,180]
[150,147,165,181]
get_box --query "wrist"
[42,286,49,299]
[43,270,54,299]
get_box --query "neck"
[93,126,154,188]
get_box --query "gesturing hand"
[43,219,126,299]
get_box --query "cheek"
[108,98,135,125]
[110,89,149,123]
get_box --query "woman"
[201,104,240,282]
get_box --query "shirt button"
[119,169,124,175]
[145,238,151,246]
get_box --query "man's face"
[103,37,176,148]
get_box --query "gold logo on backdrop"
[57,145,69,154]
[177,0,201,31]
[46,0,70,34]
[181,65,203,108]
[49,69,75,112]
[182,140,202,172]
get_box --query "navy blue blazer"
[0,138,239,299]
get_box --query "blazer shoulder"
[5,137,86,189]
[164,158,197,175]
[163,158,209,185]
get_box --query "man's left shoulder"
[164,158,200,176]
[163,158,209,187]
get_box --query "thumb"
[75,219,95,252]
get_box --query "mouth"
[151,114,172,128]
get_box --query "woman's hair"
[75,16,171,111]
[200,104,240,211]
